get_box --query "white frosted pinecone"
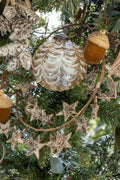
[0,42,28,57]
[0,15,11,36]
[9,18,32,41]
[3,5,19,23]
[15,0,39,25]
[32,39,87,91]
[7,57,21,71]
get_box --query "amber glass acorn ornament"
[0,89,13,123]
[84,30,110,65]
[32,36,87,91]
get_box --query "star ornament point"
[75,116,87,135]
[14,83,36,97]
[26,102,53,124]
[26,135,45,159]
[6,127,24,149]
[40,110,53,125]
[0,120,12,138]
[57,101,79,121]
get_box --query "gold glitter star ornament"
[6,127,24,149]
[26,102,53,124]
[45,131,72,155]
[0,120,12,138]
[26,135,45,159]
[14,83,36,97]
[0,90,13,123]
[57,101,79,121]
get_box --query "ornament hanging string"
[11,0,15,5]
[1,57,7,89]
[103,0,107,25]
[25,0,31,8]
[46,23,92,39]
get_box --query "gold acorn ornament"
[84,30,110,65]
[32,35,87,91]
[0,89,13,123]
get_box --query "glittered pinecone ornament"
[32,36,87,91]
[0,15,11,36]
[3,5,19,23]
[0,90,13,123]
[84,30,110,65]
[9,18,32,41]
[15,0,39,24]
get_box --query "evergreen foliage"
[0,0,120,179]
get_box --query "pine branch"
[46,23,92,39]
[0,144,6,164]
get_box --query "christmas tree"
[0,0,120,179]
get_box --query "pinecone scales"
[0,15,11,36]
[0,1,39,71]
[15,0,39,25]
[9,18,32,41]
[32,39,87,91]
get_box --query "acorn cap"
[0,90,13,108]
[88,30,110,49]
